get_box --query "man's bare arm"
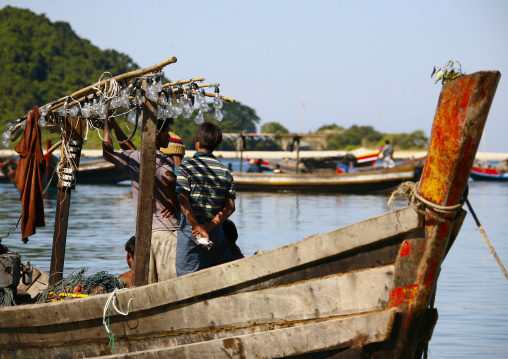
[160,172,179,218]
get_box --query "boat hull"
[470,166,508,181]
[233,165,419,192]
[1,70,500,359]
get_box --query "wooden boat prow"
[2,70,501,358]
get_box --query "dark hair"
[157,118,171,132]
[222,219,238,243]
[125,236,135,256]
[195,122,222,151]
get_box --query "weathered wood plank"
[16,267,50,298]
[0,207,420,329]
[232,239,403,294]
[100,309,397,359]
[0,266,395,351]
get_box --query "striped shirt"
[176,152,235,219]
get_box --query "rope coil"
[388,181,464,222]
[390,181,507,282]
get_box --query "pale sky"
[2,0,508,152]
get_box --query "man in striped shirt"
[175,122,235,276]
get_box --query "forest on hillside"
[0,6,428,152]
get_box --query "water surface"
[1,165,507,358]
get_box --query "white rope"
[93,72,122,100]
[102,288,132,334]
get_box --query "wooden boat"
[277,153,380,174]
[76,159,129,185]
[1,157,129,186]
[470,160,508,181]
[233,162,421,192]
[1,69,500,358]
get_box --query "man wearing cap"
[103,118,180,283]
[160,132,186,169]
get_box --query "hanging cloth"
[14,107,46,243]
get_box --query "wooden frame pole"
[132,79,158,287]
[49,117,86,285]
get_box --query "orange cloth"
[14,107,46,243]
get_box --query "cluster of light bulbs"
[1,77,225,148]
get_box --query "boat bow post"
[386,71,501,358]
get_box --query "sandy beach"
[1,148,507,161]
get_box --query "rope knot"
[388,181,465,223]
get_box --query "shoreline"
[1,148,507,161]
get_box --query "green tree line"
[0,6,260,151]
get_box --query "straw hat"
[161,132,185,156]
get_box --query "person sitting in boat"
[161,132,186,170]
[381,140,395,168]
[175,122,235,276]
[222,219,244,260]
[118,236,135,288]
[103,117,180,283]
[273,163,282,173]
[246,158,262,173]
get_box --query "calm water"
[0,158,507,358]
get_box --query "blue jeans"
[175,216,232,276]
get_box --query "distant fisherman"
[381,140,395,168]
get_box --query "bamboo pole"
[47,140,63,154]
[162,78,205,88]
[51,57,177,110]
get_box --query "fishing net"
[37,267,124,303]
[0,287,16,307]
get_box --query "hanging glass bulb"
[68,106,79,117]
[196,89,206,104]
[6,120,16,131]
[214,109,223,122]
[158,93,168,106]
[182,107,193,119]
[172,101,183,117]
[135,90,143,106]
[91,98,100,115]
[38,116,46,127]
[146,82,158,102]
[58,103,68,117]
[214,94,223,110]
[121,86,131,97]
[127,110,137,125]
[119,91,130,108]
[200,102,210,113]
[2,138,9,148]
[179,96,188,110]
[194,111,204,125]
[99,104,108,119]
[110,97,118,109]
[157,106,165,119]
[155,79,163,92]
[81,102,91,118]
[2,130,11,140]
[39,106,49,117]
[164,106,174,119]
